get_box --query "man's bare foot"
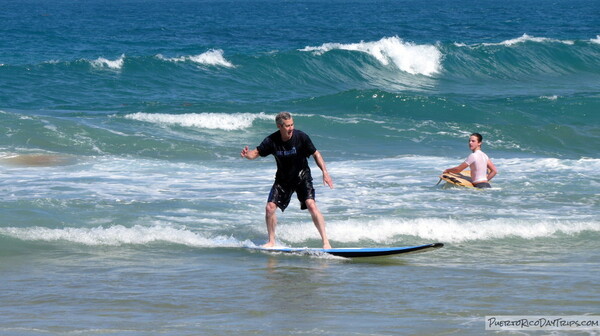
[323,242,332,249]
[262,241,275,248]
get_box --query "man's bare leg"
[263,202,278,247]
[305,199,331,249]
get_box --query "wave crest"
[124,112,272,130]
[484,33,575,46]
[91,54,125,70]
[280,218,599,244]
[301,36,442,76]
[0,225,242,247]
[157,49,234,67]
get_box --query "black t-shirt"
[256,129,317,185]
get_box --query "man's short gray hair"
[275,111,292,126]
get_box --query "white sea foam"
[498,157,600,173]
[333,156,600,178]
[591,35,600,44]
[3,216,596,248]
[2,153,598,250]
[91,54,125,70]
[124,112,272,130]
[0,225,244,247]
[157,49,234,67]
[485,34,575,46]
[540,95,559,101]
[279,217,600,244]
[301,36,442,76]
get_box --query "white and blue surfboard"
[250,243,443,258]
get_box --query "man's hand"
[240,146,249,158]
[241,146,259,160]
[322,171,334,189]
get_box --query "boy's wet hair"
[471,132,483,143]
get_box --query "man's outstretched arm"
[312,150,333,189]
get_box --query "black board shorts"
[473,182,492,189]
[268,177,315,211]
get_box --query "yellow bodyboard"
[440,170,476,189]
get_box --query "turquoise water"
[1,0,599,335]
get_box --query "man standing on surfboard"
[443,133,497,188]
[240,112,333,249]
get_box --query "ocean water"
[1,0,599,335]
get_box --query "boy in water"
[444,133,497,188]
